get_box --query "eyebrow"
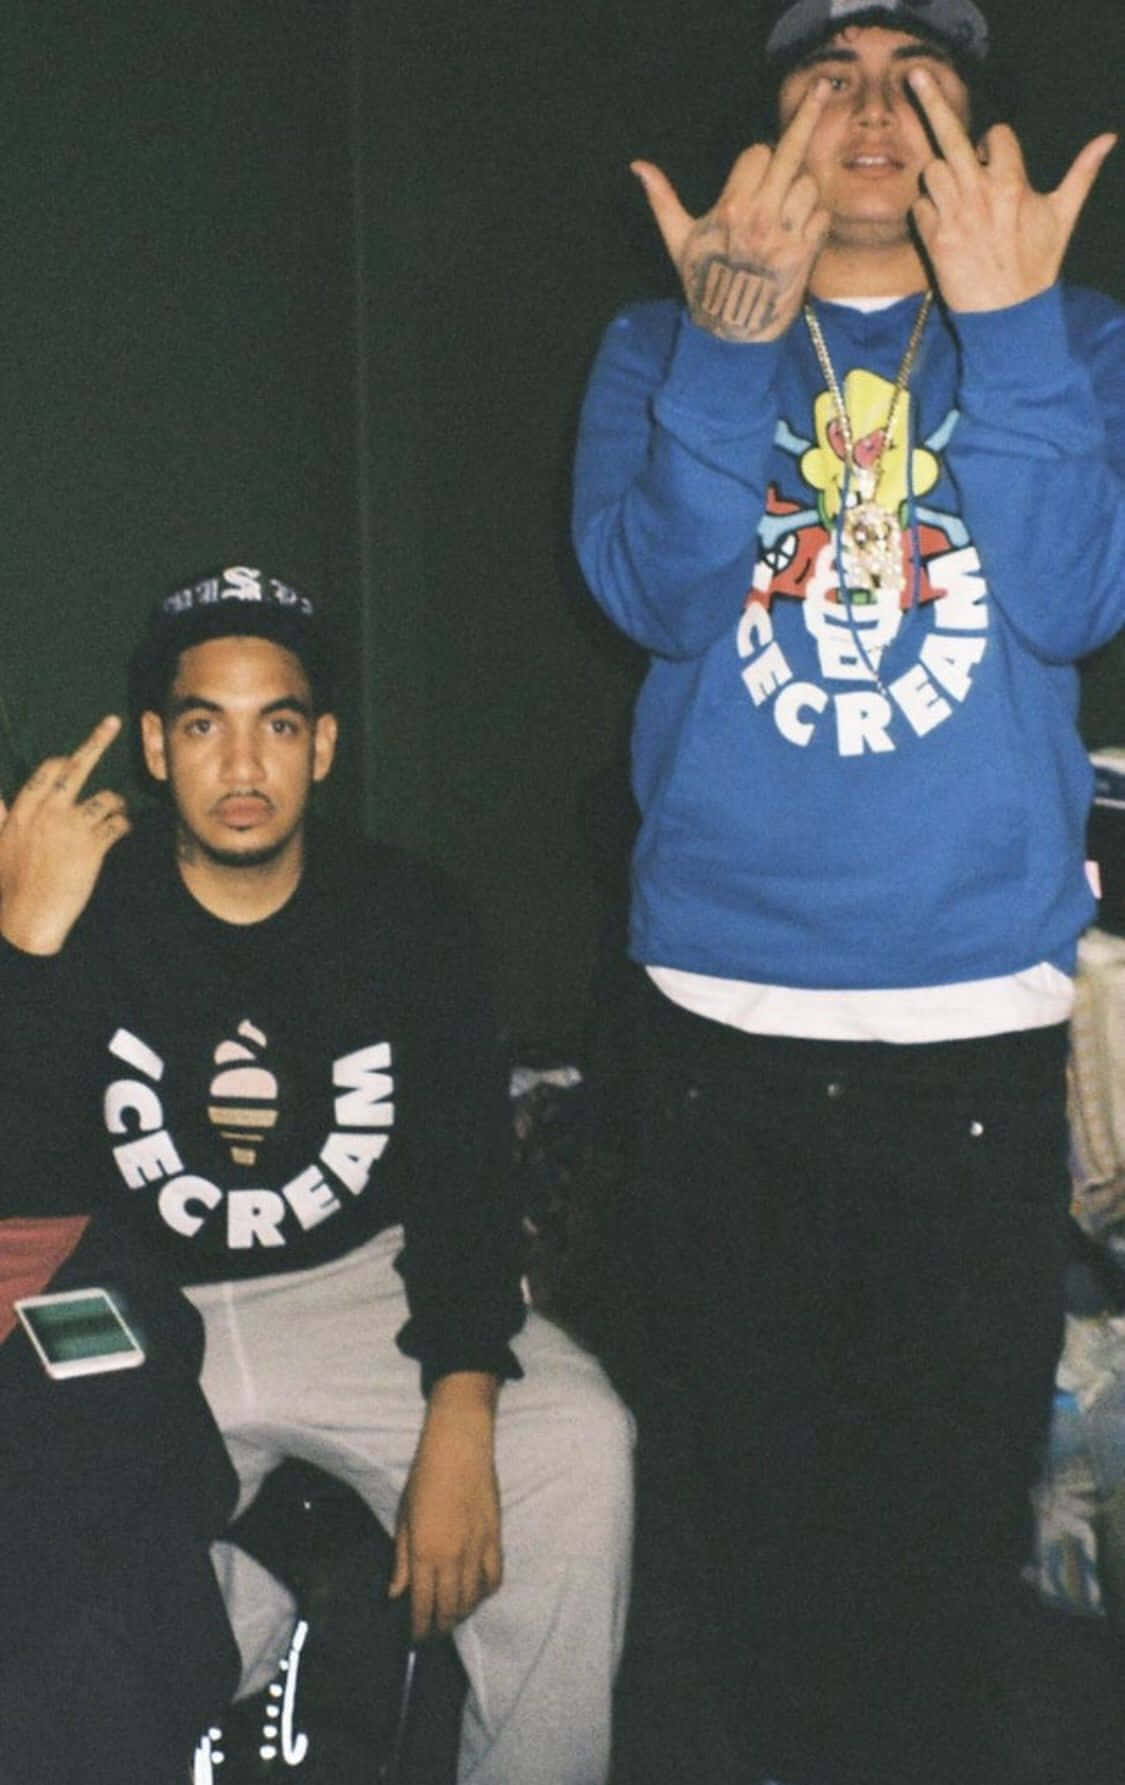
[800,41,954,70]
[167,694,312,720]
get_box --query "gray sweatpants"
[185,1227,634,1784]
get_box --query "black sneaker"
[191,1617,311,1782]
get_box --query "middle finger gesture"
[633,78,833,344]
[908,67,1116,313]
[0,715,130,955]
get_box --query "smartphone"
[15,1287,146,1379]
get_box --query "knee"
[557,1342,635,1470]
[578,1370,636,1501]
[508,1359,635,1565]
[587,1382,636,1568]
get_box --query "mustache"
[211,790,276,813]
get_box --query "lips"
[214,795,274,828]
[843,151,905,173]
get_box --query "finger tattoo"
[691,255,783,340]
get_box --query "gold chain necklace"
[803,291,933,605]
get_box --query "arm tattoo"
[689,254,783,341]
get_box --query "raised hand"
[908,66,1117,313]
[632,78,833,343]
[0,715,130,955]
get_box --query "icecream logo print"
[738,373,987,756]
[102,1024,394,1250]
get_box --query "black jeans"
[631,979,1070,1785]
[0,1217,239,1783]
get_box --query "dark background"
[2,0,1121,1054]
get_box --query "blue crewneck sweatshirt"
[573,285,1125,991]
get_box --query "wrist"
[427,1370,500,1417]
[946,275,1057,317]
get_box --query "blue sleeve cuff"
[951,284,1105,457]
[952,285,1072,390]
[654,310,785,433]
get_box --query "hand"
[632,78,833,343]
[0,715,130,955]
[908,67,1117,312]
[390,1372,502,1642]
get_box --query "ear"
[140,711,169,783]
[312,713,339,784]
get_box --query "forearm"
[393,1008,526,1390]
[948,288,1125,661]
[573,308,785,657]
[0,940,99,1217]
[396,1204,526,1393]
[393,870,527,1393]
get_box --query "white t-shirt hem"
[646,962,1074,1044]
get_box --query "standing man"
[0,568,633,1784]
[573,4,1123,1783]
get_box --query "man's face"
[778,26,972,249]
[140,634,338,872]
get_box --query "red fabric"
[0,1215,90,1344]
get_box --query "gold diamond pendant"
[840,501,905,601]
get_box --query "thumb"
[1053,132,1117,234]
[630,159,695,270]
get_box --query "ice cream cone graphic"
[208,1021,278,1166]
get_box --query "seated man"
[0,566,634,1784]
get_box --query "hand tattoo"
[690,254,785,341]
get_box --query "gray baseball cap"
[765,0,990,60]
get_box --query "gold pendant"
[840,500,905,601]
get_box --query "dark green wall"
[1,2,357,784]
[2,0,1122,1054]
